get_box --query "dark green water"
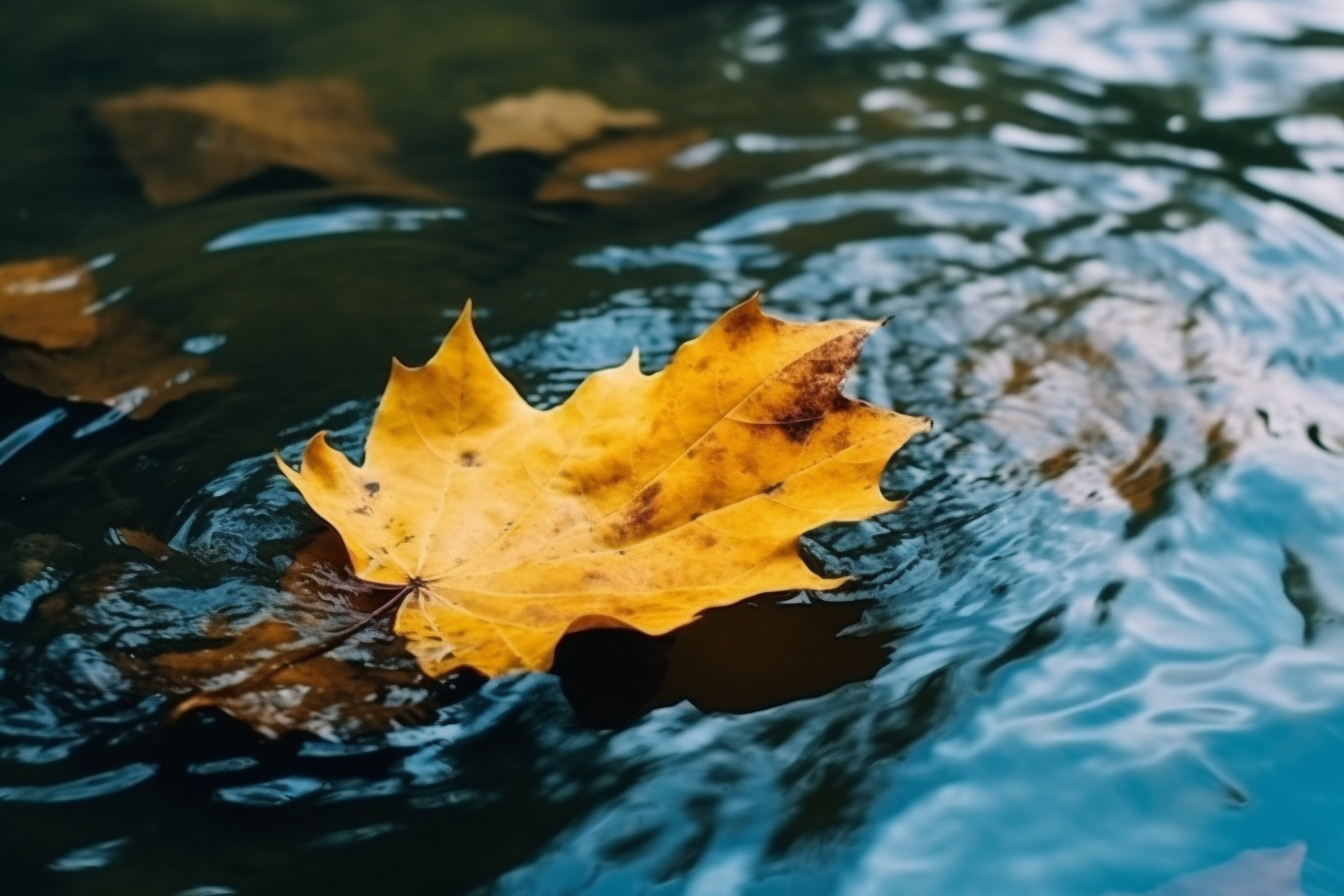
[4,0,1344,893]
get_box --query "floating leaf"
[0,309,234,420]
[464,87,660,157]
[535,127,722,206]
[280,295,929,678]
[0,257,100,350]
[93,78,436,205]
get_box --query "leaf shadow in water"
[554,592,896,728]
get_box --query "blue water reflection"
[206,206,466,252]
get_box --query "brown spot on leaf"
[460,451,481,467]
[721,303,760,346]
[619,482,663,539]
[769,329,866,443]
[779,417,823,443]
[364,481,381,495]
[826,427,854,453]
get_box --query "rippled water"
[4,0,1344,893]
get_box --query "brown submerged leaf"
[166,623,432,740]
[0,309,235,420]
[1,532,79,591]
[535,128,722,206]
[0,257,100,350]
[94,78,436,205]
[114,527,174,562]
[147,531,440,739]
[464,87,661,157]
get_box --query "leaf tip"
[811,574,853,593]
[279,430,340,481]
[421,300,484,370]
[448,301,478,338]
[273,447,297,477]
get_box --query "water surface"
[3,0,1344,893]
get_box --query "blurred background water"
[3,0,1344,893]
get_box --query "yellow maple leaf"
[279,296,929,678]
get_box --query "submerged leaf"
[0,531,79,592]
[280,295,929,678]
[165,623,431,740]
[535,128,722,206]
[0,309,234,420]
[114,527,174,562]
[141,531,439,739]
[0,257,100,350]
[464,87,661,157]
[93,78,436,205]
